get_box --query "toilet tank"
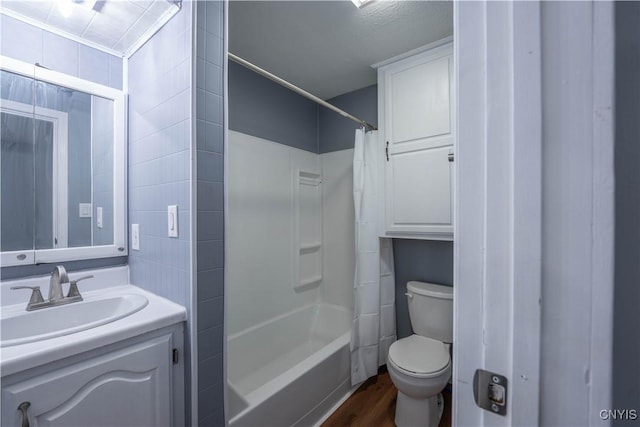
[406,281,453,343]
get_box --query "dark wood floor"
[322,367,452,427]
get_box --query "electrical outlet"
[168,205,178,238]
[131,224,140,250]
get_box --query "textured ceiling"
[229,0,453,100]
[0,0,178,56]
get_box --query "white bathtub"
[228,303,353,426]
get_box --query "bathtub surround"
[227,130,356,423]
[320,148,356,309]
[227,131,321,333]
[195,1,226,425]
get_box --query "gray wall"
[228,60,318,153]
[0,16,123,279]
[127,2,192,422]
[128,2,192,307]
[195,1,225,425]
[613,1,640,419]
[393,239,454,339]
[318,84,377,153]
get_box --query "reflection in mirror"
[1,69,114,253]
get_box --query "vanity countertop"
[0,284,186,377]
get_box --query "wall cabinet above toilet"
[376,40,454,241]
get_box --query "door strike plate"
[473,369,507,416]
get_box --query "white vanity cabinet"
[377,41,454,240]
[1,325,184,427]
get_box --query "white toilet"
[387,281,453,427]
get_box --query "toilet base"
[394,391,444,427]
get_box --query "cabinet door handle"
[18,402,30,427]
[386,141,389,162]
[448,153,454,162]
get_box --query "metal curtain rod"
[228,52,378,131]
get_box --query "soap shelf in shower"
[299,242,321,254]
[293,170,322,293]
[295,275,323,292]
[298,171,322,187]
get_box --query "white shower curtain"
[351,128,396,386]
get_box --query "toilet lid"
[388,335,450,374]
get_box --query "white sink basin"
[1,294,149,348]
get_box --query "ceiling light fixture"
[351,0,374,8]
[58,0,74,18]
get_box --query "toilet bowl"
[388,282,453,427]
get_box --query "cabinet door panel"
[387,145,452,230]
[389,56,451,144]
[378,42,454,239]
[2,334,172,427]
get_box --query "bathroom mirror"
[1,56,126,266]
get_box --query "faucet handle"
[67,275,93,299]
[10,286,45,307]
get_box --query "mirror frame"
[0,55,127,266]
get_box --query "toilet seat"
[388,335,450,379]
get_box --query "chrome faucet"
[10,265,93,311]
[48,265,69,302]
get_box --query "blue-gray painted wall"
[0,15,124,279]
[613,1,640,418]
[393,239,454,339]
[228,60,318,153]
[127,2,193,423]
[318,84,378,153]
[128,1,192,309]
[195,1,225,425]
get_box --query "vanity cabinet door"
[378,42,454,240]
[1,334,173,427]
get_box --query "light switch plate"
[97,207,103,229]
[131,224,140,250]
[168,205,178,238]
[79,203,92,218]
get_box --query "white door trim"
[454,1,616,426]
[453,1,543,425]
[0,99,69,249]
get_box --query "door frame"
[0,99,69,250]
[453,1,615,425]
[453,2,543,425]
